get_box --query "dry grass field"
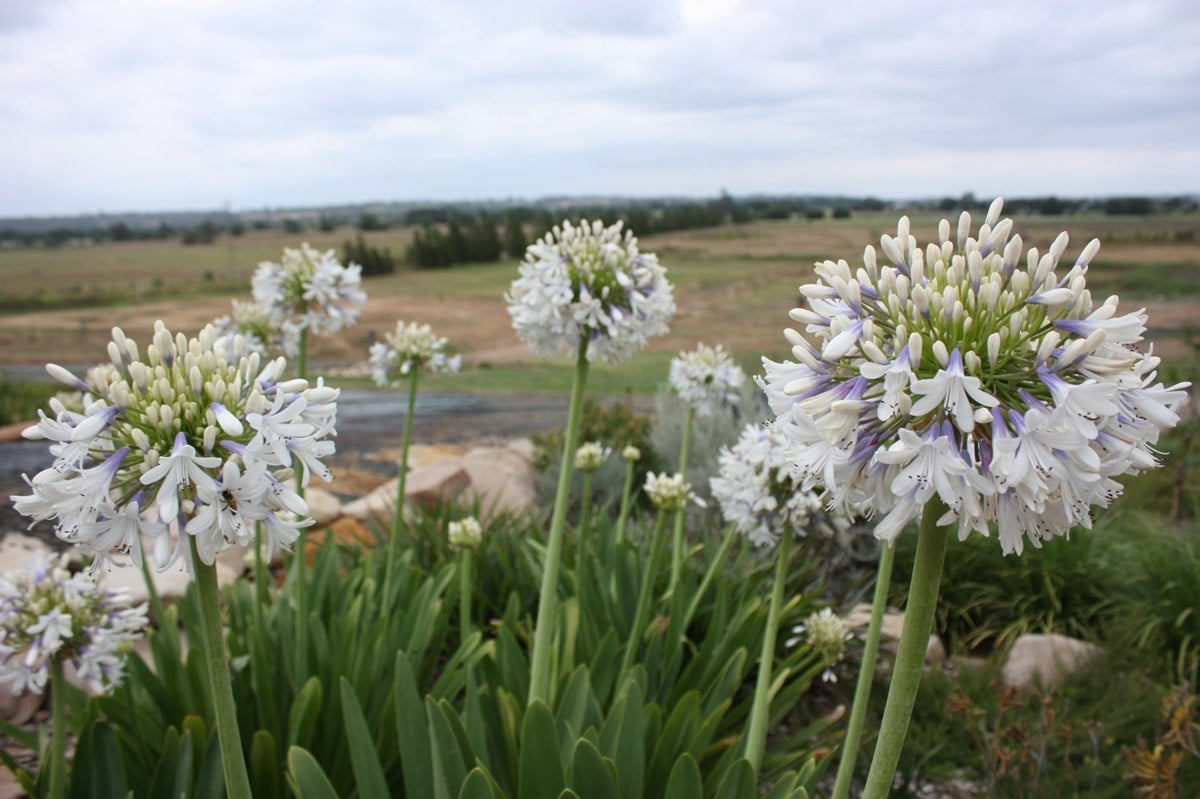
[0,211,1196,390]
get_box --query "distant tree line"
[2,194,1196,251]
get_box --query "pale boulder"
[459,445,537,519]
[1001,633,1099,691]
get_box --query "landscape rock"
[1001,632,1099,691]
[302,485,343,526]
[459,444,537,519]
[0,532,52,575]
[0,682,42,726]
[342,460,472,521]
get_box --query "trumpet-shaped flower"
[252,243,365,335]
[761,198,1190,554]
[0,552,148,695]
[643,471,701,513]
[506,219,675,364]
[369,320,461,384]
[710,423,850,547]
[668,343,746,417]
[211,299,300,358]
[12,321,338,570]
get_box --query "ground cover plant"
[1,202,1198,797]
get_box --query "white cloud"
[1,0,1197,216]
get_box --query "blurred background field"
[0,205,1197,398]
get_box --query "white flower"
[252,243,366,335]
[668,343,746,417]
[761,199,1190,554]
[447,517,483,550]
[211,299,301,358]
[11,321,338,570]
[0,553,148,696]
[710,423,850,547]
[789,608,849,683]
[621,444,641,462]
[574,441,611,472]
[505,219,675,365]
[643,471,702,513]
[369,320,461,385]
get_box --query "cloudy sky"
[2,0,1198,218]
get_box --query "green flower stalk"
[506,218,674,706]
[614,444,641,546]
[759,199,1190,796]
[369,319,461,590]
[448,516,483,646]
[573,441,610,546]
[620,471,696,679]
[743,525,792,771]
[667,343,746,591]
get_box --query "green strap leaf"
[286,746,340,799]
[340,677,390,798]
[662,754,702,799]
[519,700,566,799]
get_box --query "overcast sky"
[2,0,1198,218]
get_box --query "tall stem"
[614,458,636,547]
[745,528,792,771]
[861,499,949,799]
[669,406,695,593]
[682,522,739,631]
[577,470,594,558]
[384,368,420,599]
[458,548,473,647]
[620,510,671,679]
[192,538,253,799]
[831,541,896,799]
[528,338,590,706]
[48,658,66,799]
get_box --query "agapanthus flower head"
[505,219,675,364]
[0,552,148,696]
[574,441,611,472]
[643,471,702,513]
[762,198,1190,554]
[211,299,300,358]
[13,321,339,571]
[252,242,366,335]
[621,444,642,462]
[710,422,851,547]
[447,516,483,550]
[788,607,848,682]
[669,342,746,417]
[369,319,461,385]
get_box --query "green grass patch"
[0,371,55,425]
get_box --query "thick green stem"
[578,471,594,548]
[459,548,473,647]
[614,459,636,547]
[862,500,949,799]
[669,406,695,593]
[384,369,420,600]
[745,528,793,771]
[527,339,590,706]
[831,541,896,799]
[48,658,66,799]
[620,510,671,679]
[192,538,253,799]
